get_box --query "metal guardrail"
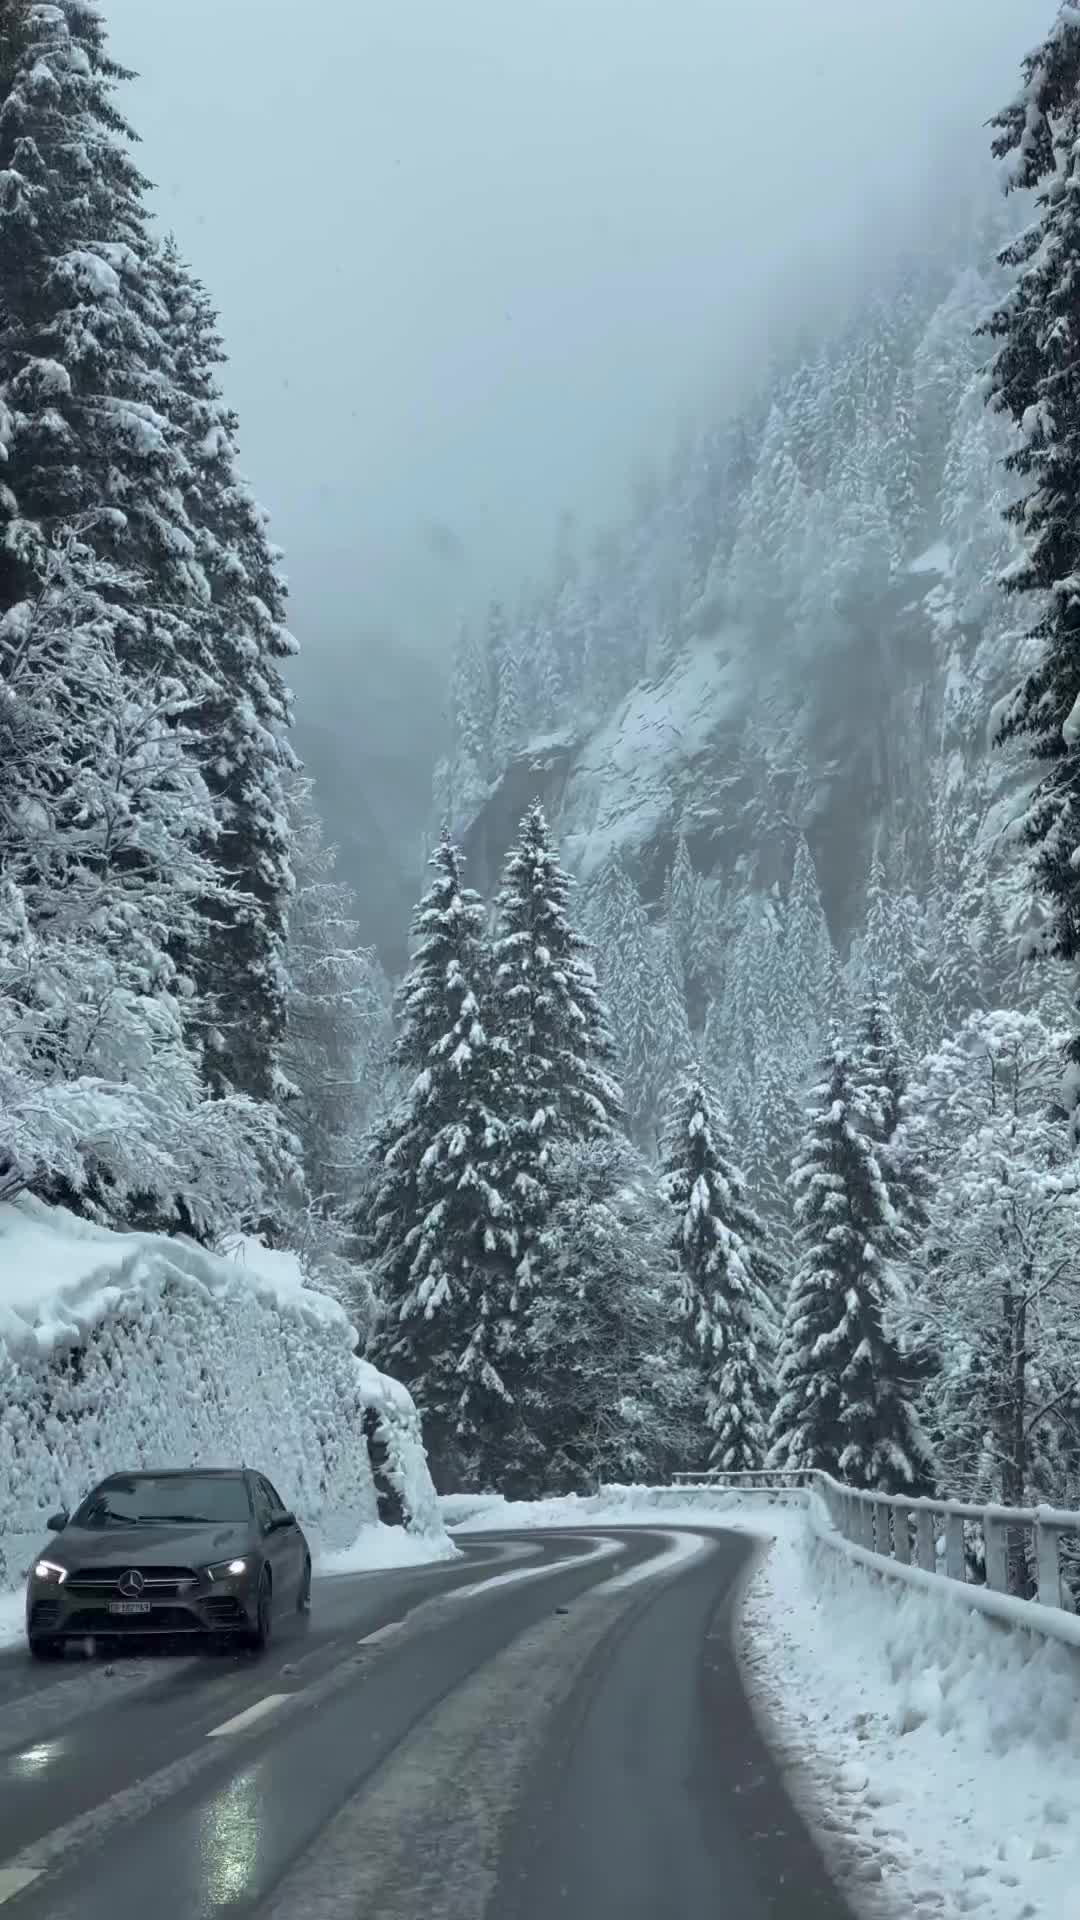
[671,1470,1080,1612]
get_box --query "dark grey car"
[25,1468,312,1659]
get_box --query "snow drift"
[0,1197,447,1592]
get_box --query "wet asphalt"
[0,1525,857,1920]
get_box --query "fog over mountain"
[101,0,1047,956]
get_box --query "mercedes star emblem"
[118,1568,145,1597]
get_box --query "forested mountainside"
[392,125,1080,1515]
[432,176,1057,1153]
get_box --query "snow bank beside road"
[441,1483,787,1533]
[743,1520,1080,1920]
[0,1197,447,1594]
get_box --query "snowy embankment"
[0,1196,452,1622]
[444,1487,1080,1919]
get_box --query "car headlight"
[206,1558,249,1581]
[33,1559,68,1585]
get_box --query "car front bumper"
[27,1573,260,1641]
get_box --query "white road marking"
[0,1869,41,1904]
[453,1535,623,1600]
[206,1692,292,1738]
[593,1529,712,1594]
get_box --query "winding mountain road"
[0,1527,855,1919]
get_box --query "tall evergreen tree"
[368,834,532,1488]
[0,3,199,622]
[666,832,710,1031]
[660,1069,778,1470]
[152,237,296,1104]
[984,12,1080,1121]
[783,834,832,1072]
[526,1135,697,1493]
[493,802,622,1150]
[770,1035,933,1492]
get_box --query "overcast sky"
[97,0,1050,950]
[102,0,1048,700]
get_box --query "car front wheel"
[28,1637,63,1662]
[297,1557,312,1614]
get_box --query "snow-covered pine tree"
[659,1068,778,1470]
[584,855,666,1146]
[493,802,622,1150]
[280,774,393,1211]
[770,1034,933,1493]
[486,599,525,767]
[745,1013,803,1273]
[984,13,1080,1122]
[666,832,710,1032]
[152,238,296,1105]
[782,834,832,1073]
[0,4,201,638]
[525,1134,698,1493]
[368,833,533,1489]
[849,987,932,1310]
[901,1011,1080,1518]
[0,530,284,1232]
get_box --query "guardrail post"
[893,1504,910,1564]
[859,1496,874,1550]
[916,1508,935,1571]
[945,1512,966,1583]
[983,1511,1009,1593]
[1036,1513,1064,1609]
[874,1499,892,1557]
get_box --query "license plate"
[108,1600,152,1616]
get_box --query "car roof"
[96,1468,251,1481]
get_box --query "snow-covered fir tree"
[899,1010,1080,1517]
[525,1135,698,1492]
[659,1069,778,1471]
[493,802,622,1150]
[984,11,1080,1123]
[0,3,199,622]
[770,1035,933,1492]
[367,833,535,1490]
[151,237,296,1105]
[0,531,285,1232]
[280,775,392,1214]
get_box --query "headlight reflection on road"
[199,1764,263,1903]
[11,1738,68,1779]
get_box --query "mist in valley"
[101,0,1046,956]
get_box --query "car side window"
[252,1479,274,1532]
[260,1476,288,1521]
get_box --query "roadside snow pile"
[0,1196,447,1593]
[441,1482,782,1532]
[742,1519,1080,1920]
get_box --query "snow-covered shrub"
[0,1198,444,1591]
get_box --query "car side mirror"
[273,1511,296,1531]
[46,1511,68,1533]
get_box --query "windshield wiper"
[134,1514,218,1525]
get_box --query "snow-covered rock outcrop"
[0,1198,447,1592]
[464,635,749,901]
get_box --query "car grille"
[64,1606,203,1634]
[29,1600,62,1633]
[65,1566,199,1599]
[203,1596,246,1626]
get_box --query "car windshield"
[71,1476,250,1527]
